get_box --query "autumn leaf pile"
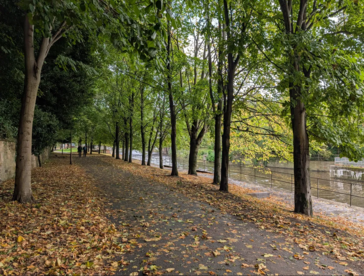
[0,158,127,275]
[104,158,364,269]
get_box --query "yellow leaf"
[166,268,175,273]
[17,236,24,243]
[111,262,119,267]
[199,264,208,270]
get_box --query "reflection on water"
[130,151,364,208]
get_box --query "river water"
[129,151,364,208]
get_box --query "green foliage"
[32,108,58,157]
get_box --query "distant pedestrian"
[83,146,87,157]
[78,145,82,157]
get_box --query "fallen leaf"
[199,264,208,270]
[17,236,24,243]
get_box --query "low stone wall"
[0,140,50,183]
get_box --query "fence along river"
[129,151,364,208]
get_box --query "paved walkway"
[75,156,363,275]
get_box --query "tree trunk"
[115,122,120,159]
[188,135,198,175]
[213,106,222,183]
[212,21,223,184]
[141,88,146,165]
[159,136,164,169]
[220,0,239,192]
[13,16,50,203]
[220,69,234,192]
[37,155,41,167]
[277,0,313,216]
[167,14,178,176]
[147,129,158,166]
[147,130,153,166]
[188,122,207,175]
[129,92,134,163]
[70,130,72,165]
[98,142,101,154]
[90,139,93,154]
[124,130,129,162]
[112,140,115,157]
[291,86,312,215]
[85,132,88,153]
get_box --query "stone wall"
[0,140,50,183]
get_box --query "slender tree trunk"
[129,92,134,163]
[98,142,101,154]
[220,69,234,192]
[220,0,239,192]
[90,138,93,155]
[277,0,313,216]
[124,130,129,162]
[70,130,72,165]
[13,16,50,203]
[188,133,198,175]
[188,123,207,175]
[112,140,115,157]
[212,21,223,184]
[291,85,312,215]
[147,132,152,166]
[122,139,125,160]
[147,130,158,166]
[37,155,41,167]
[167,14,178,176]
[115,122,120,159]
[213,104,222,183]
[159,137,164,169]
[147,149,152,166]
[141,88,146,165]
[85,132,88,153]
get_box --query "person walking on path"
[83,145,87,157]
[78,145,82,157]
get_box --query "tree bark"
[167,13,178,176]
[98,142,101,154]
[212,20,223,184]
[129,92,134,163]
[37,155,41,167]
[115,122,120,159]
[112,140,115,157]
[13,15,50,203]
[141,87,146,165]
[291,88,312,215]
[124,127,129,162]
[90,138,93,154]
[147,129,158,166]
[278,0,313,216]
[85,132,88,153]
[213,104,222,183]
[188,122,207,175]
[70,130,72,165]
[188,136,198,175]
[159,136,164,169]
[220,0,239,192]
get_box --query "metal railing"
[226,165,364,207]
[130,153,364,208]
